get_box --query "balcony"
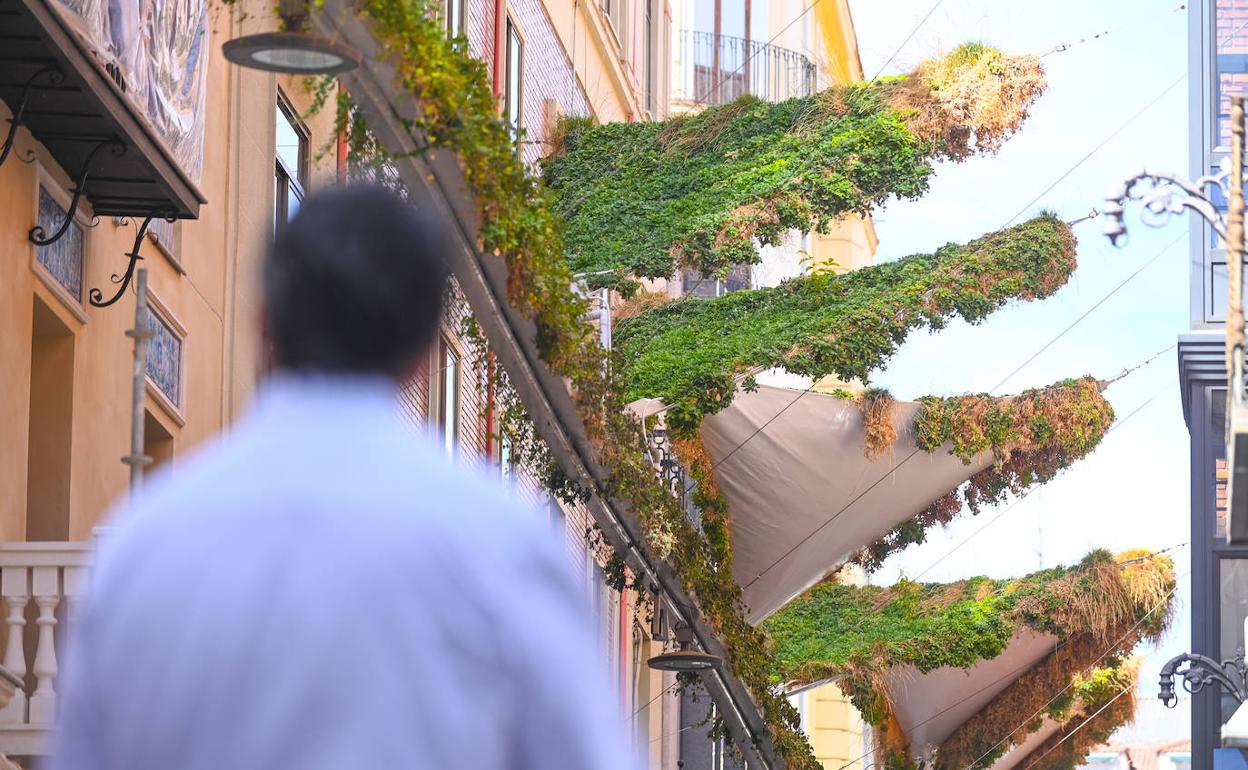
[673,30,817,107]
[0,542,91,758]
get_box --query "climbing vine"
[615,215,1078,436]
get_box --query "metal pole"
[123,268,153,491]
[1229,96,1245,378]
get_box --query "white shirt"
[47,374,635,770]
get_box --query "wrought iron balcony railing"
[674,29,817,106]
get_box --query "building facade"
[0,0,678,764]
[1182,1,1248,767]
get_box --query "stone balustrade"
[0,542,92,757]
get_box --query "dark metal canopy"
[0,0,205,220]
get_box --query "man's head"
[263,185,451,379]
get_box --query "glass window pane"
[1221,558,1248,723]
[506,22,522,139]
[1216,0,1248,145]
[276,105,304,181]
[442,343,458,456]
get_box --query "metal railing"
[673,29,817,106]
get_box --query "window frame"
[429,334,462,457]
[446,0,465,40]
[143,289,188,426]
[504,14,524,142]
[30,168,90,323]
[274,93,310,232]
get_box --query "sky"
[842,0,1194,725]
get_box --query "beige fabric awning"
[700,384,993,621]
[885,630,1058,752]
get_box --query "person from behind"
[46,185,636,770]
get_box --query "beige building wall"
[0,0,336,543]
[542,0,671,122]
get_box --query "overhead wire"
[683,48,1187,496]
[907,379,1168,585]
[1040,3,1186,58]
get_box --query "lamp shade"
[223,32,360,75]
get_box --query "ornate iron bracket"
[0,65,65,168]
[1103,164,1237,246]
[1159,649,1248,707]
[28,137,126,247]
[88,212,175,308]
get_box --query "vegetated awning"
[882,629,1058,751]
[0,0,205,218]
[762,551,1173,770]
[700,383,993,621]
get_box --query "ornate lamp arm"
[1158,648,1248,707]
[1103,165,1234,246]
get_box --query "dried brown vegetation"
[885,43,1047,161]
[861,388,899,460]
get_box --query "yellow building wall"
[804,682,870,770]
[809,0,876,275]
[0,0,336,542]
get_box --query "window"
[631,622,650,754]
[681,264,751,298]
[431,336,460,457]
[642,0,653,113]
[446,0,464,39]
[34,185,85,304]
[601,0,624,35]
[145,303,184,410]
[275,97,309,231]
[504,17,523,141]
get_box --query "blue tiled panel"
[36,187,84,301]
[145,307,181,407]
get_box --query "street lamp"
[648,623,722,672]
[1160,618,1248,747]
[1103,96,1248,545]
[222,0,360,75]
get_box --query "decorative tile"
[35,187,84,301]
[145,306,182,407]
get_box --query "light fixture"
[222,0,360,75]
[647,649,721,672]
[647,623,721,672]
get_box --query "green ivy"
[853,377,1115,571]
[543,42,1045,287]
[761,550,1173,726]
[543,90,931,284]
[616,215,1077,435]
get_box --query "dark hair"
[263,185,451,378]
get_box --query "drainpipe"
[486,0,504,457]
[493,0,506,99]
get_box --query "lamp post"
[1112,97,1248,744]
[1103,95,1248,544]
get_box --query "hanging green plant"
[852,376,1115,571]
[616,214,1077,436]
[543,43,1045,286]
[761,550,1173,737]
